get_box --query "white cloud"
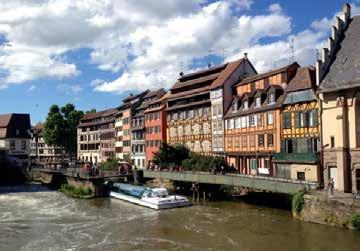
[268,3,282,14]
[27,85,36,92]
[1,0,359,93]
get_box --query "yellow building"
[317,4,360,192]
[274,67,321,182]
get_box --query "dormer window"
[268,93,275,105]
[231,100,238,112]
[255,97,261,108]
[243,100,249,110]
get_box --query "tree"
[152,143,190,169]
[85,108,97,114]
[43,105,65,148]
[43,103,84,160]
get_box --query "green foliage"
[43,103,84,158]
[85,108,97,114]
[59,184,93,198]
[100,156,118,170]
[351,213,360,231]
[182,154,226,172]
[292,191,305,214]
[152,143,190,169]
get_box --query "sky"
[0,0,359,125]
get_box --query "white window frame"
[267,112,274,125]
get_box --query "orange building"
[144,92,169,166]
[224,63,299,176]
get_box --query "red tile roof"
[286,66,316,93]
[210,58,245,89]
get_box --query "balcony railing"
[274,152,318,163]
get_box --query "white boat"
[110,183,191,210]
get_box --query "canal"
[0,185,359,251]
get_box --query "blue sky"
[0,0,358,124]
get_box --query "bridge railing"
[143,169,319,194]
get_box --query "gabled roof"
[210,58,248,89]
[320,16,360,92]
[0,114,31,139]
[286,66,316,93]
[122,90,150,103]
[236,62,299,86]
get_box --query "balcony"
[273,152,318,164]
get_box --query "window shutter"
[304,112,309,127]
[313,110,318,127]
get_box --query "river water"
[0,185,359,251]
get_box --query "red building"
[144,92,169,166]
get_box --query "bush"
[100,156,118,171]
[59,184,93,198]
[292,191,305,214]
[351,213,360,231]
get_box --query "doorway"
[329,166,338,189]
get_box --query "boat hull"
[110,191,191,210]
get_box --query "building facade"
[210,55,257,156]
[30,123,66,167]
[131,89,165,169]
[167,59,252,155]
[145,92,169,166]
[318,4,360,192]
[224,63,299,176]
[77,109,116,164]
[0,113,31,167]
[273,67,321,182]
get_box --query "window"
[10,140,15,150]
[258,134,264,147]
[250,159,257,170]
[249,115,257,127]
[227,137,233,149]
[267,112,274,125]
[229,119,234,129]
[283,112,291,129]
[268,134,274,147]
[297,172,305,181]
[235,118,241,129]
[255,97,261,108]
[330,136,335,148]
[299,112,308,127]
[241,117,247,128]
[309,110,318,127]
[21,140,26,151]
[243,100,248,110]
[212,106,217,116]
[258,114,264,126]
[282,139,293,153]
[268,93,275,104]
[231,100,238,112]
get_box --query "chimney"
[343,3,351,23]
[179,72,184,77]
[244,52,248,59]
[208,63,212,68]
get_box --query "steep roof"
[320,16,360,92]
[0,114,31,139]
[210,58,246,89]
[286,66,316,93]
[236,62,299,86]
[122,90,150,103]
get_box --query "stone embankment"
[296,191,360,229]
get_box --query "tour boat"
[110,183,191,210]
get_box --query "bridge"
[143,170,318,194]
[30,168,132,196]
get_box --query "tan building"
[77,109,117,164]
[30,123,66,167]
[317,4,360,192]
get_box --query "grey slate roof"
[320,16,360,92]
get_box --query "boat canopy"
[113,183,147,199]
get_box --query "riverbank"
[58,184,94,199]
[294,191,360,230]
